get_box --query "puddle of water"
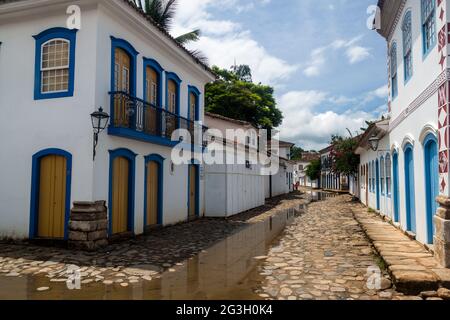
[310,191,337,202]
[0,209,299,300]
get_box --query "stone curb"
[351,206,450,295]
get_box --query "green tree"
[290,146,305,161]
[132,0,207,63]
[330,135,360,176]
[305,159,321,181]
[205,65,283,130]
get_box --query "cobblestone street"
[255,195,427,300]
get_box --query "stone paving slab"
[352,204,450,295]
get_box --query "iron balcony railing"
[109,91,207,146]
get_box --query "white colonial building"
[203,112,265,218]
[0,0,215,240]
[264,140,295,198]
[293,153,320,189]
[360,0,450,264]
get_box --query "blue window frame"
[110,36,138,96]
[166,71,182,115]
[143,57,164,107]
[380,156,385,195]
[385,154,392,197]
[402,10,413,82]
[188,85,201,121]
[421,0,437,57]
[33,28,78,100]
[390,43,398,99]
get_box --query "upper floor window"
[110,37,138,96]
[390,43,398,99]
[33,28,78,100]
[402,11,413,82]
[168,80,177,114]
[166,72,182,115]
[188,85,200,121]
[143,58,163,107]
[422,0,436,56]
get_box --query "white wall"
[0,4,98,238]
[0,1,212,238]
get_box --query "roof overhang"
[355,119,389,154]
[376,0,405,40]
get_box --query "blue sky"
[173,0,388,150]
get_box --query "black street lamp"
[368,134,380,152]
[90,107,110,161]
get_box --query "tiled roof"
[205,112,253,127]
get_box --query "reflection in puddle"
[310,191,337,202]
[0,207,301,300]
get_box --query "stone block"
[70,212,98,221]
[95,212,107,220]
[436,196,450,219]
[434,216,450,243]
[392,270,438,295]
[88,230,108,241]
[97,220,108,231]
[69,220,97,232]
[68,231,88,241]
[433,236,450,268]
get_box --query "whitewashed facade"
[0,0,215,240]
[369,0,446,250]
[203,113,265,217]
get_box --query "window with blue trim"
[188,86,201,121]
[143,58,164,107]
[166,72,182,115]
[369,162,372,192]
[380,157,385,195]
[390,43,398,99]
[33,28,77,100]
[372,161,375,192]
[422,0,436,56]
[402,11,413,82]
[385,154,391,196]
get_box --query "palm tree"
[132,0,207,63]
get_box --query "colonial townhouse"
[293,152,320,189]
[355,119,391,215]
[0,0,215,241]
[319,145,349,192]
[203,112,265,217]
[367,0,450,266]
[264,140,294,199]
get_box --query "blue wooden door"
[393,153,400,222]
[404,146,416,233]
[424,136,438,244]
[376,160,380,210]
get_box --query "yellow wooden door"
[114,48,131,127]
[112,156,129,234]
[189,165,197,219]
[146,161,159,226]
[38,155,67,238]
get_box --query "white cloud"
[303,36,371,77]
[346,46,371,64]
[277,90,377,150]
[172,0,296,86]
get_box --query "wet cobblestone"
[0,193,307,291]
[255,195,423,300]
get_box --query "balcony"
[108,91,207,148]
